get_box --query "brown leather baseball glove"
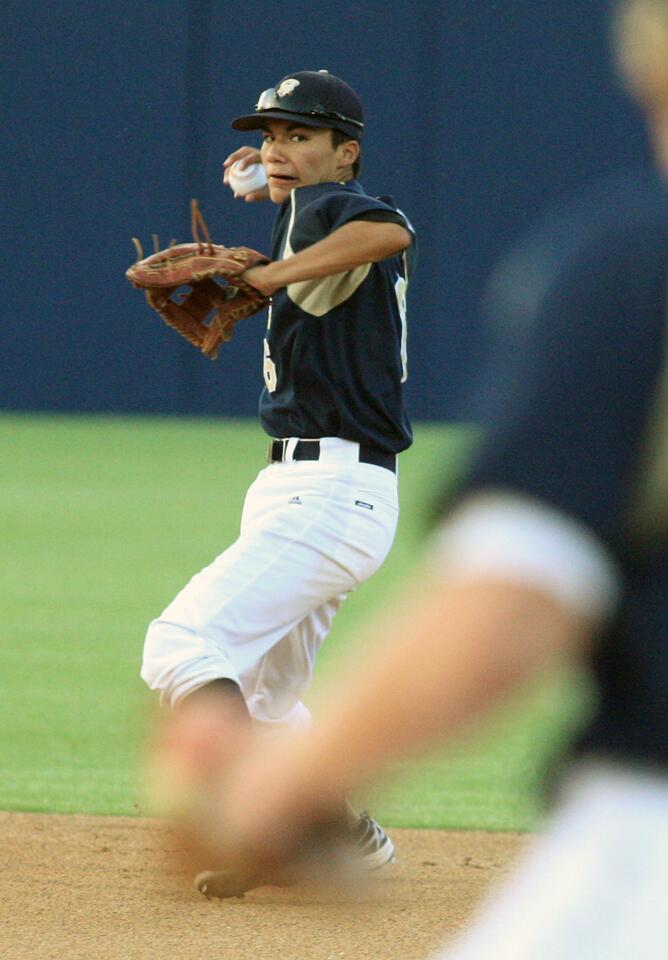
[126,200,270,358]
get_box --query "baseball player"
[163,3,668,952]
[142,70,415,895]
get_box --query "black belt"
[268,439,397,473]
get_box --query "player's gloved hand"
[223,147,270,203]
[125,200,270,358]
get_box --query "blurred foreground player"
[167,1,668,952]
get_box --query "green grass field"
[1,413,590,829]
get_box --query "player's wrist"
[244,262,283,296]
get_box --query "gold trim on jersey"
[282,190,372,317]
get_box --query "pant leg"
[141,460,398,709]
[240,594,345,732]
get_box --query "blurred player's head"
[614,0,668,174]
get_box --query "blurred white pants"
[141,439,398,731]
[437,761,668,960]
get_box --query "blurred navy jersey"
[259,180,415,454]
[451,169,668,766]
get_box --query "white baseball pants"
[436,760,668,960]
[141,437,399,730]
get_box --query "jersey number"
[263,338,277,392]
[262,280,407,392]
[394,275,408,382]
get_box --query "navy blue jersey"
[445,169,668,766]
[258,180,415,454]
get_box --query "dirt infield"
[0,812,526,960]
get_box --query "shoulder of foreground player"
[483,167,668,332]
[433,170,668,548]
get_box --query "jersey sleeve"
[443,173,668,555]
[323,190,413,232]
[290,185,414,254]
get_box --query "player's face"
[646,98,668,179]
[634,68,668,178]
[260,120,358,202]
[627,71,668,178]
[617,5,668,178]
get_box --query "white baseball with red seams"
[228,161,267,196]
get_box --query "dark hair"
[330,128,361,179]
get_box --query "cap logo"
[276,78,300,97]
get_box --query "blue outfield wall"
[3,0,649,420]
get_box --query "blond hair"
[614,0,668,90]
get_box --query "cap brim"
[231,111,362,140]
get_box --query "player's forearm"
[301,570,591,798]
[212,570,590,847]
[245,220,411,295]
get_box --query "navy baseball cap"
[231,70,364,141]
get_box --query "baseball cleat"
[194,868,261,900]
[195,864,300,900]
[194,810,395,899]
[349,810,396,871]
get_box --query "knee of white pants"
[141,617,241,708]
